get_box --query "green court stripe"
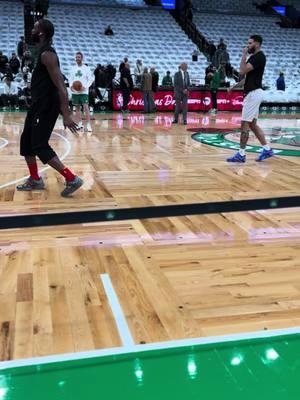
[1,326,300,371]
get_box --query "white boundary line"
[0,131,71,190]
[100,273,135,347]
[0,138,8,150]
[1,326,299,370]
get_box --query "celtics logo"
[192,128,300,157]
[75,70,83,78]
[267,128,300,148]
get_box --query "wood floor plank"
[0,111,299,360]
[13,301,33,359]
[59,247,95,352]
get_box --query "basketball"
[72,80,83,91]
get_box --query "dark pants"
[20,99,60,164]
[121,88,131,110]
[174,92,188,121]
[1,94,19,107]
[211,90,217,110]
[143,91,153,113]
[11,66,20,75]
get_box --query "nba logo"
[117,93,123,108]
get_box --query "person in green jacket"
[162,71,173,87]
[209,66,221,114]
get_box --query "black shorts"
[20,99,60,164]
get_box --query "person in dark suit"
[173,62,190,125]
[120,62,133,112]
[149,67,159,112]
[150,67,159,93]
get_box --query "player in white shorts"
[227,34,274,163]
[69,52,94,132]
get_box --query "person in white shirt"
[134,59,143,86]
[69,52,94,132]
[1,76,19,109]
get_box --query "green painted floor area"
[192,128,300,157]
[1,333,300,400]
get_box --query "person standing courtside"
[209,65,221,114]
[227,35,273,163]
[16,19,83,197]
[173,62,190,125]
[120,62,133,112]
[134,59,143,86]
[69,52,94,132]
[141,67,153,113]
[17,36,26,60]
[162,70,173,87]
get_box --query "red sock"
[28,162,40,180]
[60,167,76,182]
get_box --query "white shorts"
[241,88,264,122]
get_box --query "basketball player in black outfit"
[227,35,273,163]
[17,19,83,197]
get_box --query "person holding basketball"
[69,52,94,132]
[17,19,83,197]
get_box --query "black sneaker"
[61,176,83,197]
[172,119,178,124]
[16,177,45,191]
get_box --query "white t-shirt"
[4,82,18,95]
[69,64,94,95]
[181,69,185,82]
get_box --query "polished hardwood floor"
[0,111,299,360]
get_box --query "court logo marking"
[192,128,300,157]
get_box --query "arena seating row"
[48,3,206,81]
[50,0,146,7]
[192,0,261,15]
[193,11,300,94]
[0,1,23,57]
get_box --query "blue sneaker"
[226,152,246,163]
[256,149,274,162]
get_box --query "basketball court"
[0,110,300,398]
